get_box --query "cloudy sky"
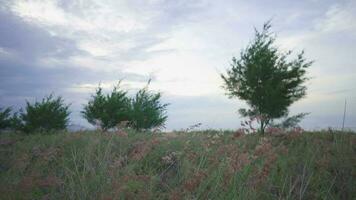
[0,0,355,130]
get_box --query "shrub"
[129,85,168,131]
[82,83,131,131]
[19,94,70,133]
[82,81,169,131]
[0,107,12,130]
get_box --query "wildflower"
[229,152,251,172]
[162,152,181,165]
[116,120,130,129]
[183,171,207,192]
[169,189,183,200]
[116,129,128,137]
[254,137,272,156]
[212,134,220,139]
[129,141,152,161]
[233,129,245,138]
[266,127,283,135]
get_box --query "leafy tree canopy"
[221,22,312,134]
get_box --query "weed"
[0,130,355,199]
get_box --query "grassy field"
[0,130,355,200]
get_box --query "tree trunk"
[260,120,264,135]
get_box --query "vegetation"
[0,130,354,199]
[0,21,352,200]
[130,84,169,131]
[0,107,13,130]
[17,95,70,133]
[270,112,309,130]
[221,22,312,134]
[82,83,131,131]
[82,82,168,131]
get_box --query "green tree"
[221,22,312,134]
[130,83,169,131]
[82,83,131,131]
[19,94,70,133]
[0,107,12,130]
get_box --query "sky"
[0,0,355,131]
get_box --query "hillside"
[0,130,355,199]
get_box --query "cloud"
[0,10,83,62]
[315,2,356,34]
[6,0,206,64]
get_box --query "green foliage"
[82,83,131,131]
[10,112,23,131]
[0,107,12,130]
[221,22,312,134]
[19,94,70,133]
[271,112,309,129]
[129,85,169,130]
[82,81,169,131]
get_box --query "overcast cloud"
[0,0,355,130]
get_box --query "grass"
[0,130,355,199]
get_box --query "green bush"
[82,84,131,131]
[0,107,12,130]
[129,85,168,130]
[19,94,70,133]
[82,82,169,131]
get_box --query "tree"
[82,83,131,131]
[19,94,70,133]
[0,107,12,130]
[221,22,312,134]
[129,83,169,131]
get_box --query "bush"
[19,94,70,133]
[0,107,12,130]
[82,81,169,131]
[82,84,131,131]
[130,86,168,131]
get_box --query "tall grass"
[0,130,355,199]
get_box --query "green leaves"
[82,82,168,131]
[19,94,70,133]
[221,22,312,134]
[130,86,169,131]
[271,113,310,129]
[82,83,130,131]
[0,107,12,130]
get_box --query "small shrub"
[19,94,70,133]
[0,107,12,130]
[129,85,168,131]
[82,83,131,131]
[82,81,169,131]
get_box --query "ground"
[0,130,355,199]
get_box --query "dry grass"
[0,130,355,199]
